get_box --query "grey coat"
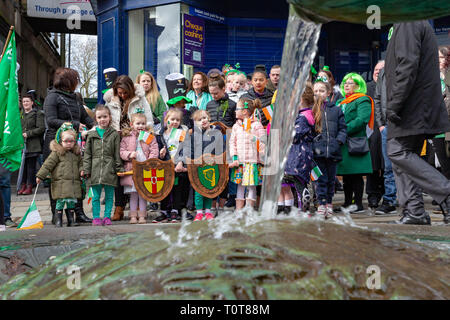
[374,68,387,128]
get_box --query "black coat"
[366,80,376,99]
[242,88,274,127]
[43,88,95,159]
[201,94,236,128]
[312,101,347,161]
[385,21,450,139]
[368,124,384,171]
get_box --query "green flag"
[0,30,23,172]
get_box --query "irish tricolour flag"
[138,131,155,144]
[169,128,186,142]
[310,165,323,182]
[17,201,43,230]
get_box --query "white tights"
[236,185,257,201]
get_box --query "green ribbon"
[315,76,329,83]
[219,100,229,118]
[388,26,394,41]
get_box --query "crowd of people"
[0,22,449,231]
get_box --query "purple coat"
[285,108,315,183]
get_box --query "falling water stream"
[0,4,449,299]
[260,6,321,213]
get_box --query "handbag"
[347,136,369,156]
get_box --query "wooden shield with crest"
[211,121,230,135]
[132,159,175,202]
[187,152,229,198]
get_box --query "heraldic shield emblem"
[187,152,229,198]
[132,159,175,202]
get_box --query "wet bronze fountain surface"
[288,0,450,24]
[1,218,448,300]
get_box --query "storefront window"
[128,3,181,101]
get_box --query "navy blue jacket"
[312,101,347,162]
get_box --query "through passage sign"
[183,14,205,67]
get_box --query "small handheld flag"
[262,105,274,123]
[138,131,155,144]
[242,119,252,132]
[310,165,323,182]
[87,187,94,205]
[169,128,186,142]
[17,186,43,230]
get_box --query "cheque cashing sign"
[184,18,204,42]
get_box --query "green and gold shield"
[187,152,229,198]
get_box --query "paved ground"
[6,182,450,225]
[3,183,449,240]
[1,183,449,286]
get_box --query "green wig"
[340,72,367,97]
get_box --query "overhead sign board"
[27,0,96,21]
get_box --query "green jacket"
[21,109,45,154]
[150,95,168,123]
[36,140,82,199]
[336,96,373,175]
[83,126,123,187]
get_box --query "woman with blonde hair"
[135,71,167,127]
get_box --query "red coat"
[119,130,159,186]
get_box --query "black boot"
[392,209,431,225]
[65,208,80,227]
[49,186,59,225]
[439,196,450,224]
[277,205,285,214]
[55,209,63,228]
[284,206,292,215]
[74,199,92,223]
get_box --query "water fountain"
[1,1,450,299]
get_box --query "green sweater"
[149,95,167,123]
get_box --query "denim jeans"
[381,127,397,204]
[315,158,337,205]
[0,166,11,219]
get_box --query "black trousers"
[115,185,128,207]
[432,137,450,180]
[161,173,190,212]
[342,174,364,206]
[365,170,385,205]
[23,155,38,185]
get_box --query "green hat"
[166,96,192,106]
[55,122,75,144]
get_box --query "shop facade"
[96,0,450,101]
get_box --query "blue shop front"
[96,0,289,101]
[95,1,450,102]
